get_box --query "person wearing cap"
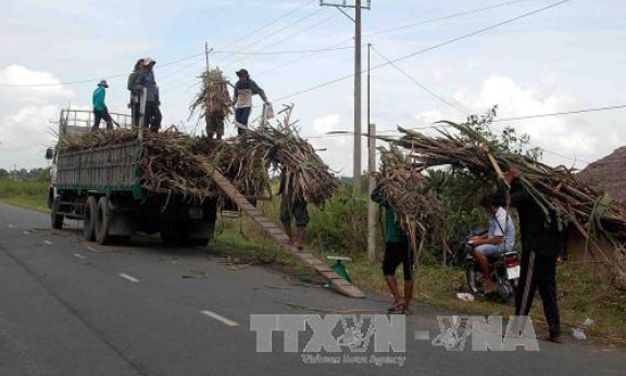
[127,58,144,127]
[91,80,113,131]
[232,69,268,134]
[136,57,162,132]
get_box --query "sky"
[0,0,625,175]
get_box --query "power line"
[256,0,533,77]
[0,52,206,88]
[221,12,340,70]
[219,7,326,66]
[493,104,626,122]
[370,45,470,115]
[216,0,316,52]
[273,0,576,101]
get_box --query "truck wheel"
[83,196,98,241]
[95,197,112,245]
[51,197,64,229]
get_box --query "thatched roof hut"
[578,146,626,204]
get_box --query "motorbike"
[463,229,520,303]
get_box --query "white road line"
[7,224,14,228]
[119,273,140,283]
[22,230,30,235]
[43,240,53,245]
[73,253,86,260]
[201,311,239,327]
[87,247,99,253]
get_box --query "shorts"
[382,240,414,281]
[475,244,502,256]
[206,115,225,136]
[280,198,309,228]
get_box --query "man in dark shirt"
[232,69,268,134]
[127,59,144,127]
[136,58,162,132]
[279,171,309,250]
[503,167,562,343]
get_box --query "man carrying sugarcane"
[232,69,268,134]
[279,170,309,250]
[91,80,113,131]
[501,167,563,343]
[371,184,414,315]
[205,69,231,140]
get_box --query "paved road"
[0,203,624,376]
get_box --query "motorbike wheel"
[466,263,484,295]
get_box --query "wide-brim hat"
[98,79,109,88]
[142,57,156,66]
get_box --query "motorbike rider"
[469,194,515,295]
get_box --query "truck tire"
[51,197,64,230]
[95,197,112,245]
[83,196,98,241]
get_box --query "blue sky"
[1,0,625,174]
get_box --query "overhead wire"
[370,45,471,115]
[256,0,536,77]
[273,0,577,101]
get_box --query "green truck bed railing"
[56,140,145,199]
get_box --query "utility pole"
[367,43,377,263]
[320,0,371,195]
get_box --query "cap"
[236,69,249,77]
[98,80,109,88]
[142,57,156,66]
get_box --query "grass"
[0,179,49,212]
[2,178,624,347]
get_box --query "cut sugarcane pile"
[190,67,232,122]
[380,120,626,266]
[375,147,447,253]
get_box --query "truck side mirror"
[45,147,54,160]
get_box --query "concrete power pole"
[366,43,377,263]
[320,0,371,195]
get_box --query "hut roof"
[578,146,626,204]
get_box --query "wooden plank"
[205,164,365,299]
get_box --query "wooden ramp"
[206,164,365,299]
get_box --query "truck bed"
[57,140,143,198]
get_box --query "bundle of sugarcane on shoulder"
[379,113,626,287]
[373,146,448,258]
[190,67,232,141]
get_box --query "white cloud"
[0,65,72,168]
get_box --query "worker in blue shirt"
[92,80,113,131]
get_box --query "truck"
[47,109,217,246]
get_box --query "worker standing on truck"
[279,170,309,250]
[127,58,143,127]
[136,58,162,132]
[91,80,113,131]
[232,69,268,134]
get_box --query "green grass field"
[0,179,48,212]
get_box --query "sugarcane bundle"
[190,68,232,122]
[58,128,137,151]
[58,128,220,197]
[200,136,272,197]
[381,121,626,258]
[375,146,447,253]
